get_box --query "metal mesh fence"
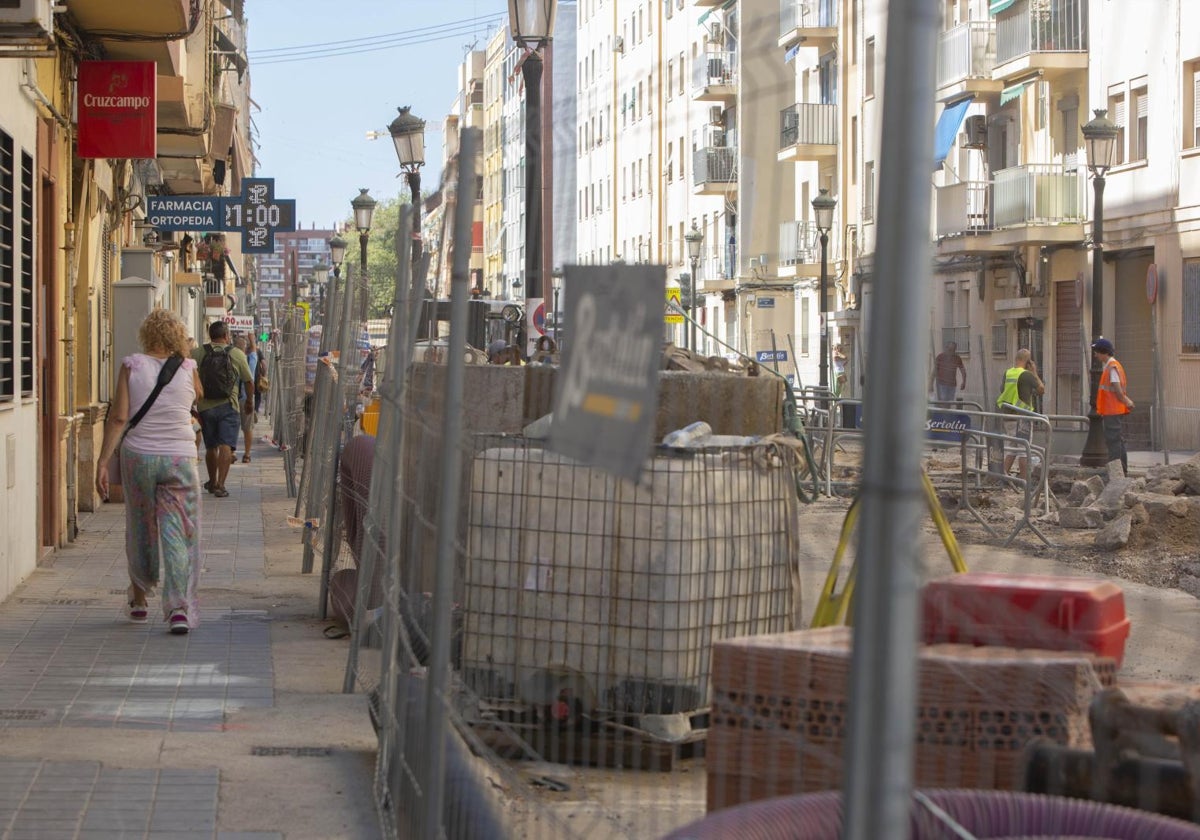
[291,39,1200,834]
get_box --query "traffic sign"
[665,287,684,324]
[1146,263,1158,304]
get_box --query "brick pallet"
[707,626,1116,811]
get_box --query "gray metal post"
[841,1,938,837]
[421,126,480,839]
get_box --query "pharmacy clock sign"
[146,177,297,253]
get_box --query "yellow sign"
[297,301,311,329]
[665,287,684,324]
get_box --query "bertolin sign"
[78,61,157,160]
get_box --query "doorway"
[1112,253,1153,448]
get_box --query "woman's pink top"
[122,354,197,458]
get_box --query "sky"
[246,0,507,231]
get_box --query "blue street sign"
[145,177,296,254]
[755,350,788,363]
[146,195,223,231]
[756,297,776,309]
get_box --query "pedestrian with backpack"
[191,321,254,498]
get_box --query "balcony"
[693,51,738,103]
[936,21,1002,103]
[993,0,1088,83]
[779,0,837,52]
[65,0,190,72]
[990,163,1084,246]
[693,146,737,195]
[934,180,1009,255]
[698,255,734,292]
[777,103,837,162]
[777,220,821,278]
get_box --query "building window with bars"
[1184,258,1200,354]
[0,131,16,402]
[942,281,970,353]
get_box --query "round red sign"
[1146,263,1159,305]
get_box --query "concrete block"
[1094,512,1132,549]
[1090,477,1134,518]
[1059,507,1104,529]
[1066,481,1091,506]
[1179,458,1200,495]
[1085,475,1106,498]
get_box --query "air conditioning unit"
[708,106,724,125]
[707,21,723,43]
[0,0,54,46]
[964,114,988,149]
[613,35,624,53]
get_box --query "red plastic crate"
[922,572,1131,667]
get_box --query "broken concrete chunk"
[1059,507,1104,529]
[1129,503,1149,526]
[1085,475,1106,498]
[1107,460,1126,481]
[1179,459,1200,495]
[1067,481,1091,506]
[1091,477,1134,518]
[1094,511,1132,549]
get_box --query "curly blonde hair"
[138,308,190,356]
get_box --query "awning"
[1000,80,1031,105]
[698,0,736,26]
[989,0,1017,15]
[934,98,973,167]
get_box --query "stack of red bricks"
[707,626,1116,811]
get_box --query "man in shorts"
[192,321,254,497]
[995,347,1044,480]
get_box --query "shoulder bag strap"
[123,355,185,438]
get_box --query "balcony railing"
[694,147,737,186]
[992,163,1083,228]
[779,103,838,149]
[693,51,737,91]
[936,180,994,237]
[995,0,1087,65]
[780,0,837,36]
[936,21,996,88]
[779,220,820,266]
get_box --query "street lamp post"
[812,188,837,390]
[312,260,329,323]
[1079,109,1119,467]
[509,0,558,356]
[388,106,426,265]
[351,189,377,281]
[685,223,704,354]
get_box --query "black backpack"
[199,343,238,398]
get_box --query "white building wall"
[0,60,44,601]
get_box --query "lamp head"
[684,223,704,260]
[388,106,426,170]
[812,188,837,233]
[312,260,330,285]
[508,0,558,46]
[328,234,348,267]
[351,188,377,233]
[1082,109,1119,175]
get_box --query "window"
[19,151,32,398]
[0,130,15,402]
[863,161,875,221]
[942,282,970,351]
[1184,259,1200,354]
[1108,89,1126,166]
[665,0,673,20]
[668,60,674,100]
[865,37,876,98]
[1132,86,1149,161]
[666,141,674,180]
[851,117,858,184]
[991,323,1007,357]
[1189,61,1200,149]
[678,52,685,94]
[851,0,858,64]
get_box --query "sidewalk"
[0,432,379,840]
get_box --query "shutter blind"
[1193,73,1200,133]
[1136,89,1148,119]
[1113,96,1126,126]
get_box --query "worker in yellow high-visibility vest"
[995,347,1044,479]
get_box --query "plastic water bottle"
[662,421,713,448]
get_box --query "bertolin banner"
[78,61,157,159]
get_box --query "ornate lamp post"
[1079,109,1119,467]
[812,188,837,390]
[388,106,426,264]
[311,260,329,322]
[351,189,377,280]
[685,223,704,353]
[509,0,558,354]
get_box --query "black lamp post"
[812,188,837,390]
[312,260,329,323]
[389,106,426,265]
[1079,109,1119,467]
[509,0,558,354]
[328,234,347,279]
[351,188,377,280]
[685,223,704,353]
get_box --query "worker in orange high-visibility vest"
[1091,337,1134,477]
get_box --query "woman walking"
[95,309,203,634]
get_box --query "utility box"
[112,249,166,368]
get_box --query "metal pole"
[690,257,699,354]
[842,1,937,838]
[521,49,544,357]
[408,169,423,265]
[1080,173,1108,466]
[422,126,480,838]
[819,229,830,390]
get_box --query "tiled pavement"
[0,448,288,840]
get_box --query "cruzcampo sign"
[145,178,297,253]
[77,61,157,159]
[549,264,664,481]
